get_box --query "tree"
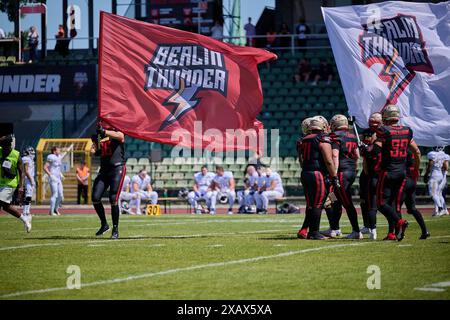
[0,0,27,22]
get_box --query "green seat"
[289,88,300,96]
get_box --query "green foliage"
[0,0,28,22]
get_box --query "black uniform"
[359,128,374,229]
[92,135,126,229]
[376,125,413,233]
[399,150,428,236]
[327,130,359,232]
[298,133,331,234]
[361,142,381,230]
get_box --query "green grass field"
[0,213,449,300]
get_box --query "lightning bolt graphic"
[158,78,200,132]
[377,49,415,109]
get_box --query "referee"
[91,123,126,239]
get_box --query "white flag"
[322,1,450,146]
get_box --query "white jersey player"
[425,148,449,216]
[44,146,64,216]
[21,146,35,217]
[187,166,215,214]
[119,176,137,214]
[209,166,236,215]
[131,170,158,215]
[237,165,259,212]
[254,167,284,213]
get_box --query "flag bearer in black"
[398,149,429,239]
[359,112,382,240]
[322,114,361,239]
[375,105,421,241]
[297,116,337,240]
[91,122,126,240]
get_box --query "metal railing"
[1,32,330,61]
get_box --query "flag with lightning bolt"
[322,1,450,146]
[98,12,276,151]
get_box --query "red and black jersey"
[365,143,382,176]
[92,135,126,169]
[330,130,358,172]
[299,133,331,174]
[376,125,413,173]
[405,149,415,178]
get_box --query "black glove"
[358,142,368,154]
[96,125,106,139]
[424,175,429,184]
[331,176,341,189]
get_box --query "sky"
[0,0,274,49]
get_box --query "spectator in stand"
[27,26,39,63]
[279,23,290,48]
[294,58,312,83]
[312,59,334,86]
[76,161,89,205]
[55,24,70,57]
[266,28,277,50]
[211,21,224,41]
[244,17,256,47]
[295,18,310,50]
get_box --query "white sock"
[19,214,28,222]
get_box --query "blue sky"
[0,0,274,49]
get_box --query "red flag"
[98,12,276,152]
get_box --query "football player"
[358,112,382,240]
[237,164,259,213]
[297,116,337,240]
[398,149,429,239]
[209,166,236,215]
[0,135,31,233]
[321,114,361,239]
[131,169,158,215]
[254,167,284,214]
[91,123,126,239]
[296,117,313,234]
[118,175,139,215]
[424,146,449,216]
[375,105,421,241]
[187,165,215,214]
[21,146,35,218]
[44,146,64,216]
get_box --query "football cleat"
[369,228,377,240]
[297,228,308,239]
[419,232,430,240]
[307,232,327,240]
[110,227,119,240]
[23,216,32,233]
[396,219,409,241]
[95,224,110,236]
[345,231,363,240]
[383,233,397,241]
[360,227,371,235]
[227,210,233,215]
[320,229,341,238]
[209,210,216,215]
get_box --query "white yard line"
[0,243,62,251]
[414,287,445,292]
[0,242,371,298]
[414,280,450,292]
